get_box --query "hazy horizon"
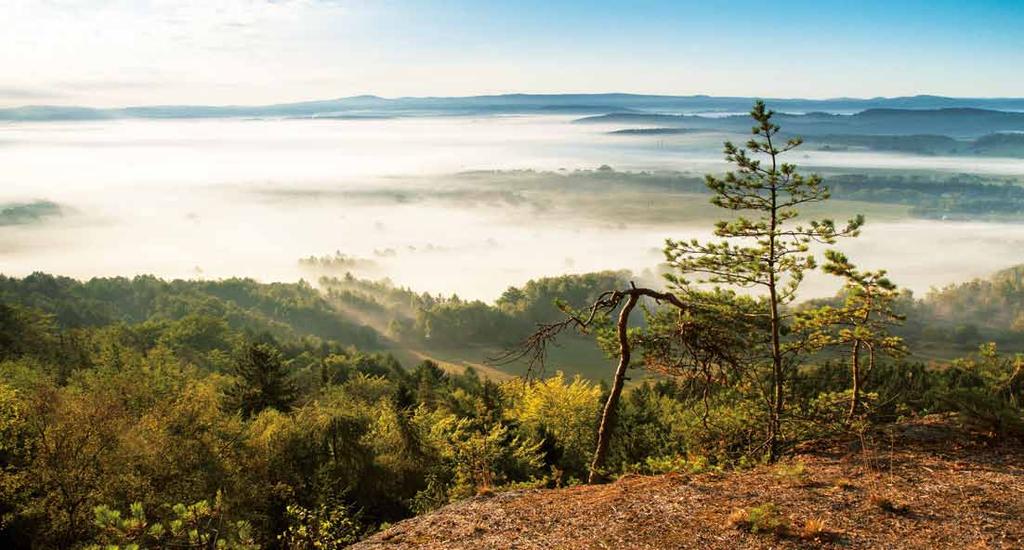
[4,1,1024,108]
[8,91,1024,110]
[4,1,1024,300]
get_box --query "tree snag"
[493,284,688,483]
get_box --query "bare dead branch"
[489,285,688,377]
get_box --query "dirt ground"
[353,418,1024,549]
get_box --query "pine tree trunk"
[588,292,639,484]
[766,145,783,464]
[768,288,783,463]
[848,340,862,422]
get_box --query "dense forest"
[2,270,1021,548]
[2,104,1022,548]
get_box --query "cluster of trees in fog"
[806,132,1024,157]
[321,270,630,348]
[451,168,1024,220]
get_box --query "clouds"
[0,86,62,101]
[0,0,362,106]
[1,0,1023,107]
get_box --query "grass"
[773,460,809,486]
[392,336,652,382]
[868,493,907,515]
[833,477,857,491]
[642,454,719,475]
[727,503,790,536]
[799,517,828,540]
[387,347,516,381]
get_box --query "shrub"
[423,414,543,501]
[773,460,808,486]
[279,502,363,550]
[727,503,790,536]
[88,494,257,550]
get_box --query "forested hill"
[577,108,1024,138]
[2,266,1023,547]
[0,273,382,348]
[4,265,1024,382]
[0,271,630,378]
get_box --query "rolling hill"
[3,93,1024,122]
[579,108,1024,138]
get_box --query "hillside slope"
[354,418,1023,549]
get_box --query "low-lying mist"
[2,115,1024,302]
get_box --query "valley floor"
[353,417,1023,549]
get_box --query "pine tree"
[663,101,863,460]
[796,250,907,421]
[225,342,297,418]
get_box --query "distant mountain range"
[3,93,1024,123]
[580,108,1024,138]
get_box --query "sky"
[2,0,1024,107]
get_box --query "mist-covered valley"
[2,110,1024,304]
[7,0,1024,544]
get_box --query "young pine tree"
[663,101,863,460]
[797,251,907,421]
[225,342,297,418]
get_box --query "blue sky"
[2,0,1022,106]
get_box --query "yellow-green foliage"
[4,264,1023,549]
[0,383,25,456]
[88,493,257,550]
[244,378,413,508]
[773,460,808,486]
[279,502,363,549]
[502,373,602,476]
[422,413,543,500]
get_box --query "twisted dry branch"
[489,283,690,483]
